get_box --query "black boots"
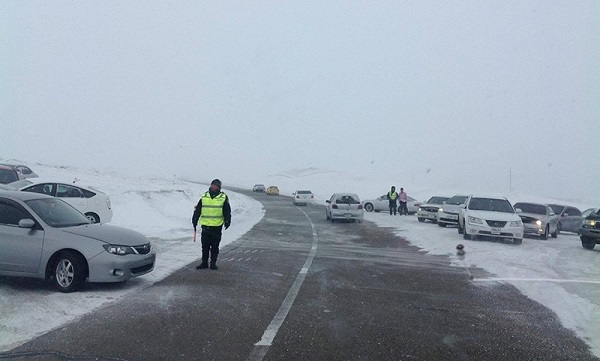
[196,262,208,269]
[210,262,218,270]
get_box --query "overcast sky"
[1,1,598,202]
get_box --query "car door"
[376,195,388,211]
[564,207,582,232]
[0,200,44,273]
[56,183,88,213]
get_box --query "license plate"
[491,227,501,234]
[449,215,458,220]
[345,214,352,218]
[426,214,435,218]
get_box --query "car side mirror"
[326,200,330,204]
[18,219,36,228]
[515,208,522,213]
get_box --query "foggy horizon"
[2,1,598,203]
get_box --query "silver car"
[0,191,155,292]
[437,194,469,227]
[514,202,558,239]
[326,193,364,223]
[417,196,450,223]
[549,204,584,234]
[292,190,314,205]
[362,194,419,214]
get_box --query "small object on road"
[456,244,465,256]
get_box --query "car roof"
[514,201,548,206]
[0,190,54,201]
[13,178,92,189]
[469,194,509,200]
[332,192,359,197]
[0,165,18,171]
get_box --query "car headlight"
[584,219,596,227]
[535,220,542,226]
[438,208,443,213]
[467,216,483,224]
[510,220,523,227]
[103,244,135,255]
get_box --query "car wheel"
[462,223,471,240]
[551,227,558,238]
[51,251,87,293]
[556,222,562,235]
[364,203,374,212]
[326,211,330,220]
[418,217,425,222]
[513,238,523,245]
[438,222,446,227]
[457,221,464,234]
[85,212,100,224]
[540,225,549,240]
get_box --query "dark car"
[579,209,600,250]
[0,163,39,179]
[548,204,583,234]
[0,165,19,184]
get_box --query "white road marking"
[247,208,318,361]
[473,278,600,284]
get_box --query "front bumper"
[523,223,547,236]
[579,227,600,241]
[87,251,156,282]
[438,212,459,224]
[466,223,523,240]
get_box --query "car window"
[514,203,546,215]
[0,201,31,226]
[57,184,83,198]
[297,190,312,194]
[447,196,468,205]
[25,198,90,227]
[428,197,449,204]
[566,207,581,217]
[336,195,360,204]
[0,169,18,184]
[23,183,56,196]
[82,189,96,198]
[469,198,514,213]
[549,205,564,214]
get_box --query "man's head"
[391,186,396,191]
[400,188,404,192]
[210,179,222,192]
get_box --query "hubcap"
[56,259,74,287]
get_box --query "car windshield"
[428,196,449,204]
[469,198,514,213]
[0,169,18,184]
[336,195,360,204]
[297,190,312,194]
[549,205,565,214]
[25,198,91,228]
[514,203,546,215]
[446,196,468,205]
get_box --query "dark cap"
[211,179,222,188]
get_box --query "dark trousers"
[389,202,397,215]
[399,201,408,215]
[201,225,223,264]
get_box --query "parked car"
[326,193,363,223]
[265,186,279,195]
[0,165,19,184]
[457,195,524,244]
[9,179,113,224]
[513,202,558,239]
[0,163,39,179]
[252,184,266,192]
[579,208,600,250]
[417,196,450,223]
[437,194,469,227]
[292,190,314,205]
[362,194,419,214]
[0,191,155,292]
[548,204,583,234]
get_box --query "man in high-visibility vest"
[192,179,231,270]
[387,186,399,216]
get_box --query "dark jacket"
[192,190,232,228]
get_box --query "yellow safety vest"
[200,192,227,226]
[388,191,398,200]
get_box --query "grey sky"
[1,1,598,202]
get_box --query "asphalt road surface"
[2,189,597,361]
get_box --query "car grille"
[486,220,507,227]
[133,243,152,254]
[131,262,154,275]
[423,207,439,212]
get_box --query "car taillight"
[332,204,338,209]
[358,204,363,209]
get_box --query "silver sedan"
[0,191,155,292]
[514,202,558,239]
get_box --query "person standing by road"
[387,186,399,215]
[192,179,231,270]
[399,187,409,215]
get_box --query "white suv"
[457,195,524,245]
